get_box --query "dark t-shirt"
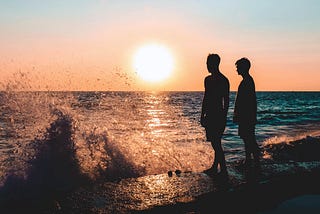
[234,75,257,125]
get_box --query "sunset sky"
[0,0,319,91]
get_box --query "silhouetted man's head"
[207,54,220,73]
[235,57,251,76]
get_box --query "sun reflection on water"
[136,93,212,174]
[145,95,171,139]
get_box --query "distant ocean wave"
[258,110,308,115]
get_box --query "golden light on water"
[133,44,174,82]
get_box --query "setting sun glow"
[133,44,174,82]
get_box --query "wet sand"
[59,161,320,213]
[135,161,320,214]
[1,160,319,213]
[259,194,320,214]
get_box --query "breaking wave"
[262,131,320,162]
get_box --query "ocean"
[0,91,320,200]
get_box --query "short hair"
[207,53,220,67]
[235,57,251,71]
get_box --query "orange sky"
[1,1,320,91]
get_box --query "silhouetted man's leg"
[250,135,260,165]
[243,140,251,164]
[244,136,260,166]
[211,141,219,173]
[213,136,227,173]
[217,145,227,173]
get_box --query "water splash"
[262,131,320,161]
[0,76,214,187]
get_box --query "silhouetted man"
[233,57,260,167]
[201,53,229,175]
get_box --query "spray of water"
[0,71,215,206]
[262,131,320,161]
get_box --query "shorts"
[205,123,226,141]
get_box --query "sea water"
[0,91,320,186]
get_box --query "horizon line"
[1,90,320,93]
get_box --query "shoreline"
[1,160,320,213]
[137,163,320,214]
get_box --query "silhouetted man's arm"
[200,78,209,127]
[223,80,230,120]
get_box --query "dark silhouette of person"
[233,57,260,167]
[201,53,229,175]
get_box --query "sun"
[133,44,174,82]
